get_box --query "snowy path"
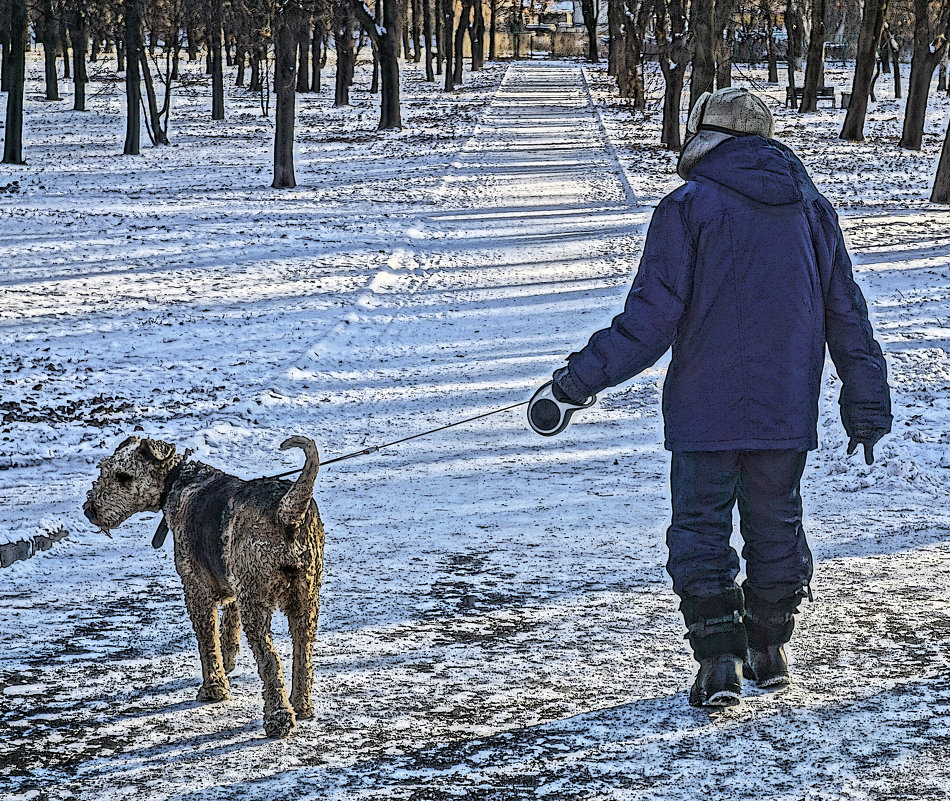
[439,63,635,207]
[3,61,950,801]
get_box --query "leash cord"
[264,399,529,480]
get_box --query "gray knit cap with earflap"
[677,88,775,180]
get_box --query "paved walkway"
[440,62,636,208]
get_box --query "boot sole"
[705,690,741,707]
[755,675,790,689]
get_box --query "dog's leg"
[220,601,242,674]
[286,577,319,719]
[183,584,229,702]
[238,596,295,738]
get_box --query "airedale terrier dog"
[83,435,324,738]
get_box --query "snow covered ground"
[2,55,950,800]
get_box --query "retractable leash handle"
[527,381,597,437]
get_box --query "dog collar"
[153,459,189,549]
[152,516,169,549]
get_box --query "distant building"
[528,0,574,28]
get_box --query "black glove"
[552,366,588,405]
[846,430,887,465]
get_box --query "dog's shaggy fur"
[84,435,324,738]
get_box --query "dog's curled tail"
[277,436,320,528]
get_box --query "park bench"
[785,86,835,107]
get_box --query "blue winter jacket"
[566,136,892,452]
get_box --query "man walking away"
[537,88,892,707]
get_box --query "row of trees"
[1,0,534,184]
[604,0,950,201]
[4,0,950,199]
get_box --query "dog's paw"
[196,682,229,703]
[222,653,239,675]
[263,708,296,739]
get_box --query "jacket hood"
[689,136,805,206]
[677,130,734,181]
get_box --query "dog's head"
[83,437,178,534]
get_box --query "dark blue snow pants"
[666,450,814,604]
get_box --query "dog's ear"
[138,439,176,463]
[116,436,140,452]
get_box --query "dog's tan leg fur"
[220,601,241,674]
[284,576,319,719]
[182,583,229,702]
[238,595,295,738]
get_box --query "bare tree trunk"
[352,0,402,127]
[273,3,304,188]
[616,0,647,108]
[250,49,261,91]
[209,1,225,120]
[940,52,949,92]
[170,27,181,80]
[40,0,61,101]
[690,0,715,109]
[236,48,246,85]
[657,0,688,151]
[61,20,71,79]
[2,0,27,164]
[435,0,443,72]
[513,0,524,59]
[763,0,778,83]
[442,0,454,89]
[900,0,950,151]
[187,25,198,60]
[840,0,887,140]
[932,122,950,202]
[784,0,802,110]
[297,24,310,92]
[2,30,13,93]
[901,64,934,151]
[800,0,826,112]
[412,0,422,62]
[488,0,497,61]
[69,6,89,112]
[607,0,621,76]
[716,18,735,89]
[581,0,598,61]
[869,47,881,102]
[891,33,902,99]
[377,0,402,129]
[423,0,435,80]
[712,0,738,90]
[453,0,472,85]
[312,22,322,91]
[334,3,355,106]
[140,50,169,145]
[471,0,484,70]
[370,0,382,93]
[124,0,143,155]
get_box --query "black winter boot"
[681,588,748,708]
[743,587,804,689]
